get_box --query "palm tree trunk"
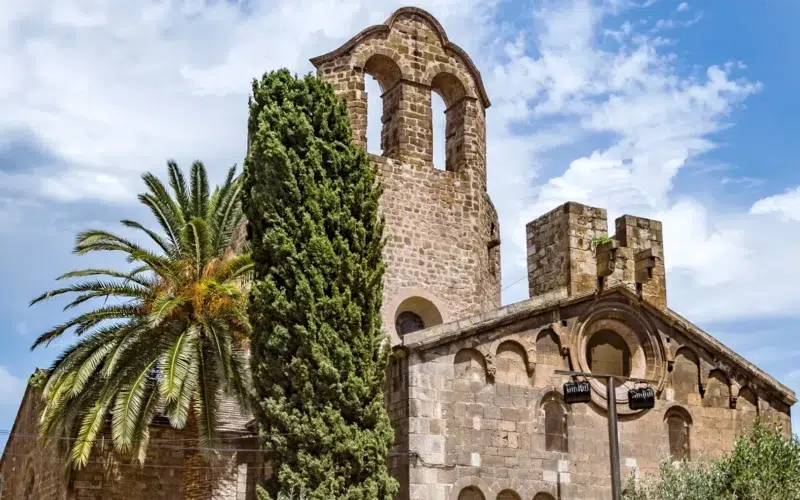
[183,411,212,499]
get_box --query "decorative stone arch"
[569,297,668,414]
[449,476,493,500]
[671,346,702,404]
[538,391,570,453]
[357,51,406,157]
[382,8,491,107]
[311,6,490,181]
[737,385,759,412]
[534,327,566,368]
[385,287,448,343]
[664,405,692,462]
[489,335,535,373]
[492,339,532,386]
[422,64,477,101]
[703,369,732,408]
[454,348,489,386]
[427,69,474,172]
[496,488,522,500]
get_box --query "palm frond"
[194,348,221,455]
[70,395,113,468]
[190,160,210,221]
[121,219,176,257]
[213,253,253,284]
[147,293,187,328]
[181,217,213,274]
[165,354,199,429]
[167,159,191,216]
[131,386,161,464]
[100,323,148,378]
[137,192,184,251]
[112,359,158,453]
[70,342,117,396]
[56,268,152,288]
[159,326,198,403]
[30,280,148,308]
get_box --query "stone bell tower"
[311,7,500,345]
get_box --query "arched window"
[536,329,564,367]
[672,348,701,404]
[543,399,568,452]
[533,494,556,500]
[495,341,528,385]
[431,90,447,170]
[703,370,731,408]
[587,330,631,379]
[365,74,383,155]
[454,349,487,385]
[429,72,468,172]
[458,486,486,500]
[496,490,521,500]
[665,407,692,462]
[362,54,402,157]
[393,296,442,338]
[395,311,425,336]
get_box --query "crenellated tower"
[311,7,501,345]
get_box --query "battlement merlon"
[526,202,667,308]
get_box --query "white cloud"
[750,186,800,222]
[0,0,490,204]
[0,366,24,404]
[677,2,689,12]
[1,0,799,328]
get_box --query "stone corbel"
[527,347,537,376]
[634,248,659,283]
[484,352,496,382]
[596,240,619,278]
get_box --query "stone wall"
[312,8,500,345]
[526,203,608,300]
[526,202,668,309]
[0,384,70,500]
[398,291,794,500]
[376,155,500,344]
[69,428,261,500]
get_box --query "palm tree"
[30,160,253,499]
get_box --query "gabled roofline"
[400,285,797,406]
[309,6,491,109]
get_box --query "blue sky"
[1,0,799,455]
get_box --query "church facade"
[0,7,794,500]
[311,7,795,500]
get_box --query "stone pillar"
[526,202,608,300]
[614,215,667,308]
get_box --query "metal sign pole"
[555,370,656,500]
[607,376,621,500]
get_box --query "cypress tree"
[243,69,398,500]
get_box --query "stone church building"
[1,6,794,500]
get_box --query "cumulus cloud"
[750,186,800,221]
[0,366,24,404]
[1,0,799,328]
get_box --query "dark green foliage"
[243,69,397,499]
[623,420,800,500]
